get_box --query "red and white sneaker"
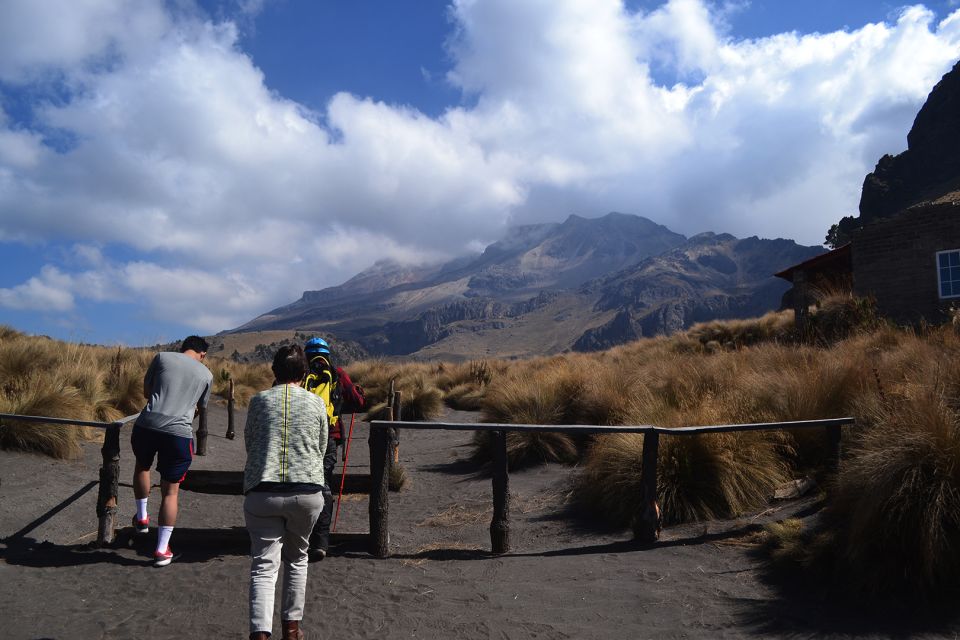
[153,547,174,567]
[132,515,149,534]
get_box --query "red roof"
[775,243,851,282]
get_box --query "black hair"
[272,344,307,384]
[180,335,209,354]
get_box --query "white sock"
[136,499,148,521]
[157,526,174,553]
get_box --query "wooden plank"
[371,417,855,435]
[0,413,118,429]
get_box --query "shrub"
[573,430,791,527]
[470,428,580,469]
[0,380,95,459]
[389,462,410,491]
[399,379,443,421]
[766,385,960,604]
[443,383,486,411]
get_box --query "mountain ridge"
[229,212,822,359]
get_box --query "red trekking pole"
[332,413,356,533]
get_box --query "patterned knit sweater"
[243,383,328,494]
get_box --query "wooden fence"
[367,416,854,558]
[0,399,232,546]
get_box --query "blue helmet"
[304,337,330,355]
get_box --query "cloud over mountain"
[0,0,959,338]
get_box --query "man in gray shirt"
[131,335,213,566]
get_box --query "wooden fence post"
[196,406,208,455]
[826,423,842,473]
[368,413,392,558]
[391,390,401,463]
[633,430,661,544]
[96,422,122,547]
[490,430,511,554]
[225,379,236,440]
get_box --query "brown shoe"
[249,633,270,640]
[281,620,304,640]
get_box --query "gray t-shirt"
[135,352,213,439]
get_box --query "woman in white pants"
[244,345,328,640]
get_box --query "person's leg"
[245,493,286,637]
[133,465,151,500]
[158,480,180,526]
[130,426,155,527]
[154,434,192,559]
[309,435,337,555]
[280,492,324,628]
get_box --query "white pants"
[244,491,324,635]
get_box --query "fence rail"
[367,416,855,557]
[0,411,142,546]
[0,413,134,429]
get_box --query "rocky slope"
[833,59,960,240]
[229,213,822,359]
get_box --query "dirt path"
[1,404,957,639]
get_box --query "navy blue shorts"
[131,426,194,483]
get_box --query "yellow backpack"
[304,355,339,426]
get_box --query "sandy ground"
[1,403,958,639]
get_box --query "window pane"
[951,251,960,266]
[943,281,953,297]
[942,267,952,284]
[941,253,951,268]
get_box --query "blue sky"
[1,0,960,345]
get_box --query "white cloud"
[1,0,960,334]
[0,0,170,83]
[0,266,75,311]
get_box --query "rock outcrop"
[856,60,960,225]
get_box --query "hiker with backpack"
[244,344,327,640]
[302,337,365,560]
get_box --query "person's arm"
[337,368,366,413]
[142,355,158,401]
[195,376,212,416]
[198,374,212,408]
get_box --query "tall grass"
[345,360,445,422]
[763,340,960,604]
[0,328,274,459]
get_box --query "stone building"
[852,192,960,324]
[780,58,960,328]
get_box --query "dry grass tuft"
[769,386,960,603]
[573,431,790,527]
[0,333,277,458]
[687,310,795,349]
[443,383,486,411]
[470,429,580,468]
[0,380,96,459]
[205,357,273,406]
[397,375,443,421]
[389,462,411,491]
[807,293,881,344]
